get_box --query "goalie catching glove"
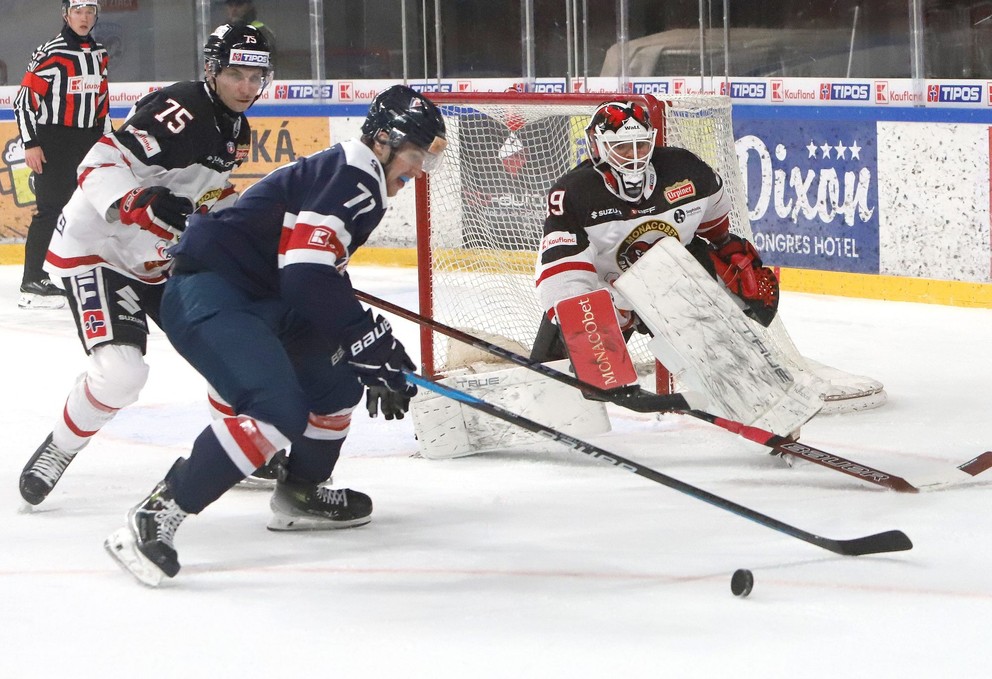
[708,234,779,327]
[345,310,417,399]
[117,186,195,237]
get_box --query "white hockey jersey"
[535,146,733,320]
[45,81,250,284]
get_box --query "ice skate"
[236,449,289,490]
[105,480,188,587]
[20,433,77,506]
[268,474,372,531]
[18,279,67,310]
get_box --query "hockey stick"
[357,290,989,493]
[405,371,912,557]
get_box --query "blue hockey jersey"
[170,138,389,343]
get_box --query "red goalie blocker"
[554,289,639,392]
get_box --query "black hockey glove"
[345,311,418,397]
[117,186,194,236]
[366,384,412,420]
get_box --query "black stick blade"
[830,530,913,556]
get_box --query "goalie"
[529,100,823,438]
[410,100,820,460]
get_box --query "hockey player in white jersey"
[18,23,272,507]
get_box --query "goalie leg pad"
[613,238,824,437]
[555,288,639,391]
[410,360,611,460]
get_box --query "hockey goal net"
[415,92,885,412]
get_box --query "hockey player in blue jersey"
[105,85,448,586]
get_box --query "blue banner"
[734,113,879,273]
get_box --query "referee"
[13,0,110,309]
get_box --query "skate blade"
[233,476,277,491]
[267,512,371,532]
[18,295,67,310]
[104,528,166,587]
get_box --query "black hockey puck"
[730,568,754,597]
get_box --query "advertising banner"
[735,116,879,274]
[0,118,329,241]
[0,122,33,239]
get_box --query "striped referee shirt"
[13,24,110,148]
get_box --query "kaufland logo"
[927,83,983,103]
[632,80,669,95]
[875,81,888,104]
[729,82,766,99]
[819,82,870,100]
[987,82,992,106]
[337,82,377,102]
[771,80,784,102]
[277,84,333,99]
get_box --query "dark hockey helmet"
[204,23,273,84]
[586,101,656,201]
[361,85,448,172]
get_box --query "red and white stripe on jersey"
[535,253,599,322]
[209,389,352,444]
[305,409,353,441]
[211,415,291,476]
[279,211,352,271]
[207,389,235,419]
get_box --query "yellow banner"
[0,117,330,240]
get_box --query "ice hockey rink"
[1,263,990,678]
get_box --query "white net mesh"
[416,92,883,409]
[418,93,749,376]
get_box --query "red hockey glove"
[708,234,779,326]
[117,186,194,236]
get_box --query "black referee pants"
[22,124,102,286]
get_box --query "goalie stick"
[357,290,992,493]
[404,371,912,557]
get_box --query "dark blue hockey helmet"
[361,85,447,171]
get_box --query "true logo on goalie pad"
[409,361,611,459]
[555,289,638,390]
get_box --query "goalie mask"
[203,23,273,104]
[361,85,448,173]
[586,101,656,203]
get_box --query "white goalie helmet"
[585,101,656,202]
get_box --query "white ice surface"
[1,264,991,678]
